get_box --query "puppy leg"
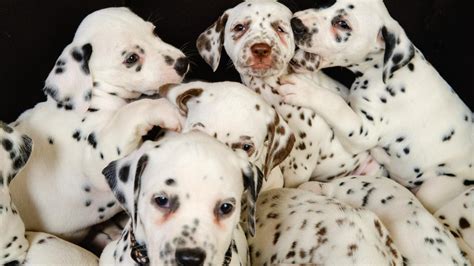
[415,175,469,213]
[278,74,379,154]
[435,187,474,262]
[82,99,182,190]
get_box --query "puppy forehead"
[229,0,292,23]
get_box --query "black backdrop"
[1,0,472,123]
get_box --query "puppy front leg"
[278,74,378,154]
[82,99,183,190]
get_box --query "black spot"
[87,133,97,149]
[408,63,414,71]
[119,165,131,183]
[2,139,13,151]
[165,178,176,186]
[459,217,470,229]
[464,179,474,186]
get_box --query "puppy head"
[44,7,189,113]
[103,132,256,265]
[161,81,295,180]
[291,0,413,80]
[196,0,295,78]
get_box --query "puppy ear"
[160,84,204,116]
[380,22,415,83]
[102,143,151,226]
[196,12,229,71]
[241,163,263,237]
[43,43,94,113]
[263,112,295,178]
[0,123,33,185]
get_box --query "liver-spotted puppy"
[299,175,470,265]
[10,7,187,241]
[278,0,473,212]
[247,187,404,265]
[196,0,384,188]
[99,132,259,265]
[0,121,99,265]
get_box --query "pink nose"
[251,43,272,59]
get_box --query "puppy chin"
[238,63,283,78]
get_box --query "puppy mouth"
[249,63,273,70]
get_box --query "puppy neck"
[240,65,289,91]
[346,51,384,75]
[86,81,143,112]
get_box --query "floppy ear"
[380,21,415,83]
[263,112,295,178]
[102,143,152,227]
[43,43,94,113]
[160,84,204,116]
[0,122,33,185]
[241,163,263,237]
[196,12,229,71]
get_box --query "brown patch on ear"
[158,83,179,97]
[176,88,203,116]
[263,113,296,178]
[215,13,228,33]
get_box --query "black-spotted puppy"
[99,132,258,265]
[248,187,404,265]
[196,0,384,188]
[278,0,473,212]
[435,187,474,261]
[299,176,469,265]
[10,7,188,241]
[0,121,99,265]
[160,81,295,191]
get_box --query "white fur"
[9,7,188,241]
[280,0,473,212]
[196,0,385,188]
[0,122,98,265]
[99,132,253,265]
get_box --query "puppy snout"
[175,248,206,266]
[174,57,190,77]
[291,17,308,37]
[251,43,272,59]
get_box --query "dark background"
[1,0,472,123]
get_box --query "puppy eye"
[333,18,351,31]
[233,24,246,32]
[218,202,234,217]
[153,194,170,208]
[242,144,254,153]
[124,53,140,66]
[277,26,286,33]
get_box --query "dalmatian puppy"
[99,131,258,265]
[160,81,295,191]
[299,176,470,265]
[9,7,188,241]
[196,0,384,188]
[435,187,474,262]
[278,0,474,212]
[0,121,99,265]
[248,187,404,265]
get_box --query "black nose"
[291,17,308,36]
[175,248,206,266]
[174,57,189,76]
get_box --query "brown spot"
[374,220,383,237]
[158,83,179,97]
[176,88,203,115]
[255,104,260,111]
[347,244,358,256]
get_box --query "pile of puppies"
[1,0,472,265]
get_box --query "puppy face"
[103,132,253,265]
[161,81,295,179]
[291,0,388,69]
[197,0,295,77]
[44,7,189,112]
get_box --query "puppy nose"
[251,43,272,59]
[174,57,189,76]
[291,17,307,36]
[175,248,206,266]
